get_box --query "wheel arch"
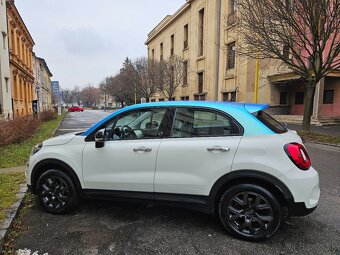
[209,170,294,215]
[31,159,82,194]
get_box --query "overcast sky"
[15,0,185,89]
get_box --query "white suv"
[26,101,320,241]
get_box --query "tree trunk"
[302,81,317,132]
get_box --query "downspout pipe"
[215,0,222,101]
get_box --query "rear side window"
[171,108,242,138]
[254,111,287,134]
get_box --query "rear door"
[154,107,243,196]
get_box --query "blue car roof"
[82,101,274,136]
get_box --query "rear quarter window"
[253,111,287,134]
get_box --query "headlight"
[31,143,43,155]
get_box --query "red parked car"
[68,106,84,112]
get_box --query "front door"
[83,108,170,192]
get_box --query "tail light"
[284,143,311,170]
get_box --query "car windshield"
[253,111,287,134]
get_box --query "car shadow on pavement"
[12,196,340,255]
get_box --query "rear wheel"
[37,170,79,214]
[219,184,282,241]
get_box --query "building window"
[181,96,189,101]
[230,0,237,14]
[227,0,237,25]
[151,99,156,102]
[323,90,334,104]
[280,92,287,105]
[152,49,155,60]
[194,95,206,101]
[198,72,204,93]
[184,24,189,49]
[222,92,237,102]
[170,97,176,101]
[198,8,204,56]
[5,77,9,93]
[10,29,14,50]
[227,42,236,69]
[170,34,174,56]
[2,31,7,49]
[295,92,304,104]
[183,61,188,85]
[282,44,290,59]
[159,98,164,102]
[160,42,163,61]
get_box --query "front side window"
[171,108,241,138]
[104,108,169,140]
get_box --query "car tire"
[37,169,79,214]
[218,184,282,241]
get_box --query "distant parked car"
[26,101,319,241]
[68,106,84,112]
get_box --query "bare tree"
[106,74,134,107]
[99,79,111,110]
[62,89,73,107]
[80,85,100,107]
[132,57,162,102]
[160,55,188,100]
[71,86,82,106]
[234,0,340,131]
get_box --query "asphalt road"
[11,110,340,255]
[55,110,111,136]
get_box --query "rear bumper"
[288,202,317,217]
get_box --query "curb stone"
[0,184,27,253]
[53,112,66,137]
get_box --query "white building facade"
[0,0,12,120]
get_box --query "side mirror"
[95,129,105,148]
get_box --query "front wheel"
[37,170,79,214]
[219,184,282,241]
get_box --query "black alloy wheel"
[37,170,79,214]
[219,184,282,241]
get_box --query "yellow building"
[146,0,340,121]
[7,0,35,117]
[146,0,256,102]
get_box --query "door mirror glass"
[95,129,106,148]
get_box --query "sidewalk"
[287,124,340,137]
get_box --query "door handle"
[207,146,230,152]
[133,146,152,152]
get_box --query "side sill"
[82,189,212,214]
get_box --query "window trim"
[169,106,244,138]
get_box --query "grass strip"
[0,114,64,169]
[0,172,25,222]
[298,131,340,145]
